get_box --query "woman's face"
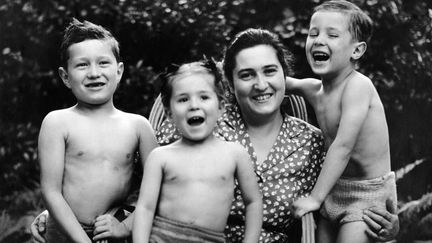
[232,44,286,121]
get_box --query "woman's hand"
[30,210,49,243]
[363,198,399,242]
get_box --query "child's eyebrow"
[72,55,114,60]
[325,26,343,32]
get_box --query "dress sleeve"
[155,119,181,145]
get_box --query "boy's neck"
[178,134,218,147]
[321,67,356,90]
[74,100,117,115]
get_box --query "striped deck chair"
[148,93,316,243]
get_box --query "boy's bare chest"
[164,153,235,183]
[65,122,138,160]
[315,92,342,142]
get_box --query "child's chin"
[310,67,328,76]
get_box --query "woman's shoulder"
[284,114,322,137]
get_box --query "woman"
[31,28,398,242]
[157,28,399,242]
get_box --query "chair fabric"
[148,93,316,243]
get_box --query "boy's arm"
[137,116,159,167]
[234,145,263,243]
[311,78,373,202]
[285,76,322,106]
[132,149,164,243]
[120,117,159,234]
[292,77,374,218]
[38,113,92,243]
[93,115,160,240]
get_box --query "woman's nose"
[253,75,269,90]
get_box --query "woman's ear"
[352,41,367,61]
[58,67,71,88]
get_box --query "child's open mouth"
[312,51,330,62]
[85,82,105,88]
[187,116,205,126]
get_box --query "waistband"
[153,215,225,240]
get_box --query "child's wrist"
[310,191,325,204]
[120,221,131,236]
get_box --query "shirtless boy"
[289,1,397,242]
[38,19,158,243]
[132,60,263,243]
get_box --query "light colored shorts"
[320,171,397,225]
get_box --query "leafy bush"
[0,0,431,242]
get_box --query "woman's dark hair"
[223,28,293,86]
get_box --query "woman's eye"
[238,72,254,81]
[264,68,277,76]
[201,95,210,100]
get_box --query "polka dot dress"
[155,104,325,242]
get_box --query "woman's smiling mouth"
[252,93,273,102]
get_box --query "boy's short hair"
[223,28,293,87]
[314,0,373,43]
[60,18,120,68]
[160,58,225,110]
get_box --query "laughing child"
[38,19,158,243]
[132,60,263,243]
[288,1,397,242]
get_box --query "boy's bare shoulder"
[348,71,375,88]
[116,110,148,122]
[41,107,77,125]
[217,140,248,157]
[147,143,176,161]
[115,110,153,129]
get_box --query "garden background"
[0,0,431,242]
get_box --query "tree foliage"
[0,0,431,241]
